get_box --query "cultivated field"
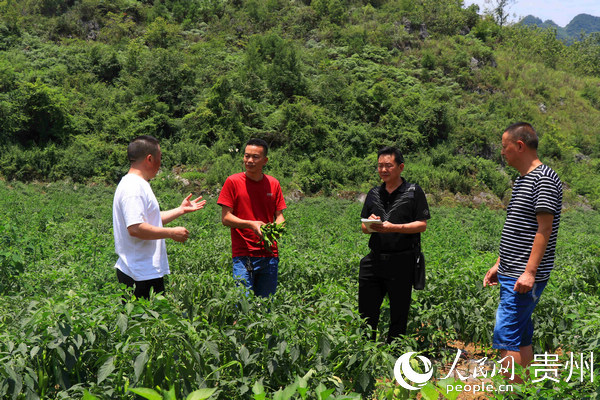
[1,181,599,399]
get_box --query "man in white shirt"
[113,135,206,299]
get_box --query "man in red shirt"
[217,139,286,297]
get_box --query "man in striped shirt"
[483,122,562,382]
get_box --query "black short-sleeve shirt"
[361,179,431,253]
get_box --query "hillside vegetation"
[1,0,600,207]
[520,13,600,42]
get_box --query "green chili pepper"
[256,222,286,253]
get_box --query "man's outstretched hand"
[180,194,207,214]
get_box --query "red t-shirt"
[217,172,286,257]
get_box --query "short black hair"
[505,122,538,150]
[377,146,404,165]
[245,138,269,157]
[127,135,160,164]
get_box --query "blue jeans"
[232,256,279,297]
[493,273,548,351]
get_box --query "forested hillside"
[1,0,600,207]
[520,13,600,42]
[566,14,600,39]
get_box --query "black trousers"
[116,269,165,300]
[358,252,414,343]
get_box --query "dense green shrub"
[0,80,74,145]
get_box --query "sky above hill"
[463,0,599,27]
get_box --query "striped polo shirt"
[498,164,562,282]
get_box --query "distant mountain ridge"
[520,13,600,41]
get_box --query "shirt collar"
[380,177,407,196]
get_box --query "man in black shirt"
[360,146,430,343]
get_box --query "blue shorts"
[493,274,547,351]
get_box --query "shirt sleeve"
[120,195,147,228]
[413,185,431,221]
[275,182,286,211]
[361,190,373,219]
[534,175,561,215]
[217,177,235,209]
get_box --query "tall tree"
[485,0,515,27]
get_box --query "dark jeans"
[116,269,165,300]
[358,252,414,343]
[232,256,279,297]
